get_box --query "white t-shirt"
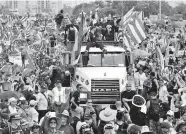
[8,106,17,114]
[134,72,147,90]
[159,85,169,103]
[52,87,66,103]
[36,92,48,110]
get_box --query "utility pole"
[122,1,124,17]
[159,0,161,20]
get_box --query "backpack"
[148,99,161,121]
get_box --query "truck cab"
[74,41,128,104]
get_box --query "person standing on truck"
[84,26,107,56]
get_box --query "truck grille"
[91,79,120,103]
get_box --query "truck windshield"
[82,52,125,67]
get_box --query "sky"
[0,0,186,8]
[167,1,185,7]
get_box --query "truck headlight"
[85,80,89,85]
[80,93,87,99]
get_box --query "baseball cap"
[167,110,174,117]
[161,122,171,129]
[29,100,37,106]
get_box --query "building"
[36,0,51,14]
[51,0,63,15]
[1,0,68,16]
[5,0,19,14]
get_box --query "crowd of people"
[1,6,186,134]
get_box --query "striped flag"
[164,44,170,66]
[71,12,84,65]
[25,22,32,31]
[156,45,164,72]
[7,15,12,23]
[174,40,179,57]
[117,30,124,41]
[126,15,146,44]
[21,16,28,22]
[161,34,169,53]
[71,26,80,65]
[123,34,132,51]
[3,32,9,41]
[17,32,23,40]
[123,7,135,26]
[138,11,144,22]
[36,31,43,41]
[25,31,30,39]
[25,49,36,70]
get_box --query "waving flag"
[138,11,144,22]
[123,7,135,26]
[117,30,124,41]
[156,45,164,72]
[7,15,12,24]
[25,49,35,70]
[126,15,146,44]
[123,33,132,51]
[71,26,80,65]
[21,16,28,22]
[25,31,30,39]
[25,22,32,32]
[71,12,84,65]
[161,34,169,53]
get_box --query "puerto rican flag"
[25,49,36,70]
[25,22,32,32]
[71,12,85,65]
[126,14,146,44]
[123,33,132,51]
[21,16,28,22]
[123,7,135,26]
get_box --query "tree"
[98,7,117,18]
[0,5,12,15]
[105,0,112,7]
[72,0,173,19]
[112,1,123,16]
[174,2,186,19]
[63,5,73,16]
[161,1,173,16]
[94,1,105,8]
[135,1,172,17]
[72,3,97,16]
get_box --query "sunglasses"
[33,127,39,129]
[167,115,174,118]
[50,122,57,124]
[126,86,131,87]
[87,101,92,103]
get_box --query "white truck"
[72,41,128,104]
